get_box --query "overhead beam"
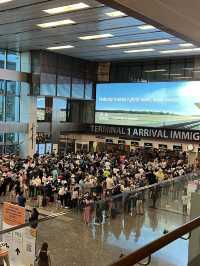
[98,0,200,46]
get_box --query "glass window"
[128,65,142,82]
[6,81,20,95]
[40,73,56,96]
[85,80,93,99]
[4,133,18,144]
[54,98,67,122]
[183,59,193,79]
[0,133,3,143]
[142,63,156,81]
[57,75,71,97]
[72,78,84,98]
[0,50,5,69]
[0,80,5,95]
[37,97,45,108]
[21,82,30,95]
[6,51,20,71]
[38,143,45,155]
[37,109,45,121]
[5,145,16,154]
[5,96,20,122]
[154,63,170,81]
[0,95,4,121]
[170,60,184,80]
[0,145,4,154]
[37,97,45,121]
[114,65,130,82]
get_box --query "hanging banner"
[2,202,36,266]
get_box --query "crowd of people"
[0,148,197,224]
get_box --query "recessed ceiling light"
[179,43,194,47]
[107,39,171,48]
[124,48,155,53]
[106,11,126,17]
[160,48,200,54]
[138,25,156,30]
[175,76,192,79]
[79,33,113,40]
[47,45,74,50]
[162,73,182,76]
[37,19,75,28]
[145,69,166,73]
[183,67,194,70]
[43,3,90,15]
[0,0,13,3]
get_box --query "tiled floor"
[36,208,188,266]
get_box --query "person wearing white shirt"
[106,176,114,195]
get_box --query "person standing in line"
[83,196,94,224]
[71,188,79,209]
[17,191,26,207]
[58,186,65,208]
[106,175,114,196]
[182,188,188,215]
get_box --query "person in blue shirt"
[17,191,26,207]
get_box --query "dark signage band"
[90,124,200,142]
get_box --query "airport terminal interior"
[1,0,200,266]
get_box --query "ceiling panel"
[0,0,197,61]
[98,0,200,45]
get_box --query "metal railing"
[0,210,65,235]
[110,216,200,266]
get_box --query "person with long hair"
[36,242,51,266]
[29,208,39,229]
[83,195,94,224]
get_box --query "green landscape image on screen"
[95,82,200,129]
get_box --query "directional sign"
[15,248,20,256]
[3,202,36,266]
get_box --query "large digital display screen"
[96,82,200,129]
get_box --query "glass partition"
[72,78,84,98]
[57,75,71,97]
[6,51,20,71]
[40,73,56,96]
[0,49,5,69]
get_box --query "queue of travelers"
[0,148,197,224]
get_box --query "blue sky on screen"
[96,81,200,115]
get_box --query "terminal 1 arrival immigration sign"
[90,124,200,142]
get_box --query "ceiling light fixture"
[106,11,126,17]
[124,48,155,53]
[183,67,194,70]
[145,69,166,73]
[37,19,75,28]
[43,3,90,15]
[0,0,13,3]
[79,33,113,40]
[179,43,194,47]
[160,48,200,54]
[138,25,156,30]
[47,45,74,50]
[107,39,171,48]
[174,76,192,79]
[162,73,182,76]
